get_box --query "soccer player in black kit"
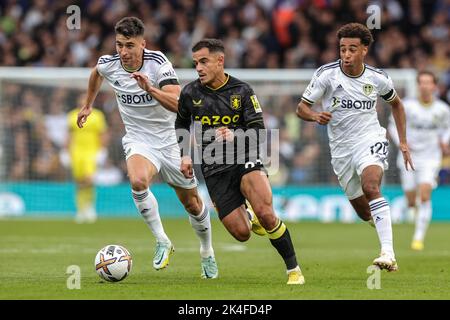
[175,39,304,284]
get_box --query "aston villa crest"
[230,95,241,110]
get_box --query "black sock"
[268,221,299,270]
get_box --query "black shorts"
[204,163,266,220]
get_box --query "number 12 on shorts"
[370,141,388,156]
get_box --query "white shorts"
[331,135,389,200]
[122,139,197,189]
[397,154,440,191]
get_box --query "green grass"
[0,218,449,299]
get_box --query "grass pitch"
[1,218,449,300]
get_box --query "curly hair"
[337,23,374,47]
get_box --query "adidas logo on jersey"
[114,80,121,87]
[336,84,343,90]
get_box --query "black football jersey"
[175,74,265,177]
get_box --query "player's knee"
[230,225,251,242]
[183,199,202,215]
[233,231,251,242]
[420,194,431,203]
[252,205,277,230]
[362,182,380,199]
[129,176,150,191]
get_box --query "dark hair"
[115,17,144,38]
[417,70,437,84]
[192,39,225,53]
[337,23,374,47]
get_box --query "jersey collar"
[339,60,366,78]
[419,98,434,107]
[121,51,144,73]
[206,73,230,91]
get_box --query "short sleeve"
[96,55,117,77]
[177,89,192,121]
[301,68,328,105]
[153,52,179,88]
[243,86,265,128]
[379,73,397,102]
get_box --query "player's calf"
[250,205,278,231]
[246,203,267,236]
[267,219,304,284]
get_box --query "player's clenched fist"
[130,72,153,92]
[77,106,92,128]
[399,142,415,171]
[180,155,194,179]
[215,127,234,142]
[313,112,332,125]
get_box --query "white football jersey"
[97,49,179,148]
[388,97,450,164]
[301,60,397,155]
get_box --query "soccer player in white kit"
[296,23,414,271]
[77,17,218,278]
[388,71,450,251]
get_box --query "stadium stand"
[0,0,448,185]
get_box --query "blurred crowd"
[0,0,449,185]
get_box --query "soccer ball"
[94,244,132,282]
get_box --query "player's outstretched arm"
[390,96,414,171]
[77,67,104,128]
[387,114,400,146]
[296,100,331,125]
[130,72,180,113]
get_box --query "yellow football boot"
[287,266,305,285]
[411,240,424,251]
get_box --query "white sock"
[413,201,432,242]
[132,189,170,244]
[369,197,394,255]
[407,206,417,223]
[189,202,214,258]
